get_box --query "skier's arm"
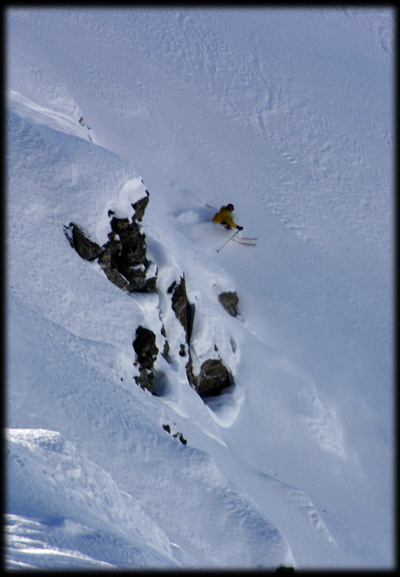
[224,213,242,229]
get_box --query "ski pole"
[216,228,240,252]
[205,203,217,210]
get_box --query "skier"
[212,204,243,231]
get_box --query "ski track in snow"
[7,7,393,569]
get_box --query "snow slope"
[6,7,393,569]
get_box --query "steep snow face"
[6,89,296,570]
[6,429,177,569]
[7,7,393,569]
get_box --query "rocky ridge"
[65,189,239,399]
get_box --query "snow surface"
[6,7,393,569]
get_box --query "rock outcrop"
[131,193,150,222]
[186,357,232,398]
[66,189,235,400]
[99,212,156,293]
[132,326,159,393]
[218,291,240,317]
[167,276,232,398]
[168,276,195,344]
[162,423,187,445]
[65,224,103,261]
[65,190,157,293]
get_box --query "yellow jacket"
[212,206,240,228]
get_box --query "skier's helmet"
[226,203,234,211]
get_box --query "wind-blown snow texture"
[6,8,393,569]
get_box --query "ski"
[238,236,258,241]
[233,239,256,247]
[216,230,257,251]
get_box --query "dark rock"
[139,275,157,293]
[161,325,170,360]
[218,291,240,317]
[161,340,170,361]
[131,190,150,222]
[179,344,186,357]
[135,366,155,393]
[170,276,189,337]
[133,326,159,393]
[98,242,130,291]
[187,303,196,344]
[110,216,130,235]
[173,432,187,445]
[133,326,159,370]
[167,281,176,294]
[97,215,157,293]
[186,357,232,398]
[162,424,187,445]
[169,276,195,344]
[65,190,156,293]
[64,223,103,261]
[185,358,195,389]
[110,217,146,267]
[197,359,232,397]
